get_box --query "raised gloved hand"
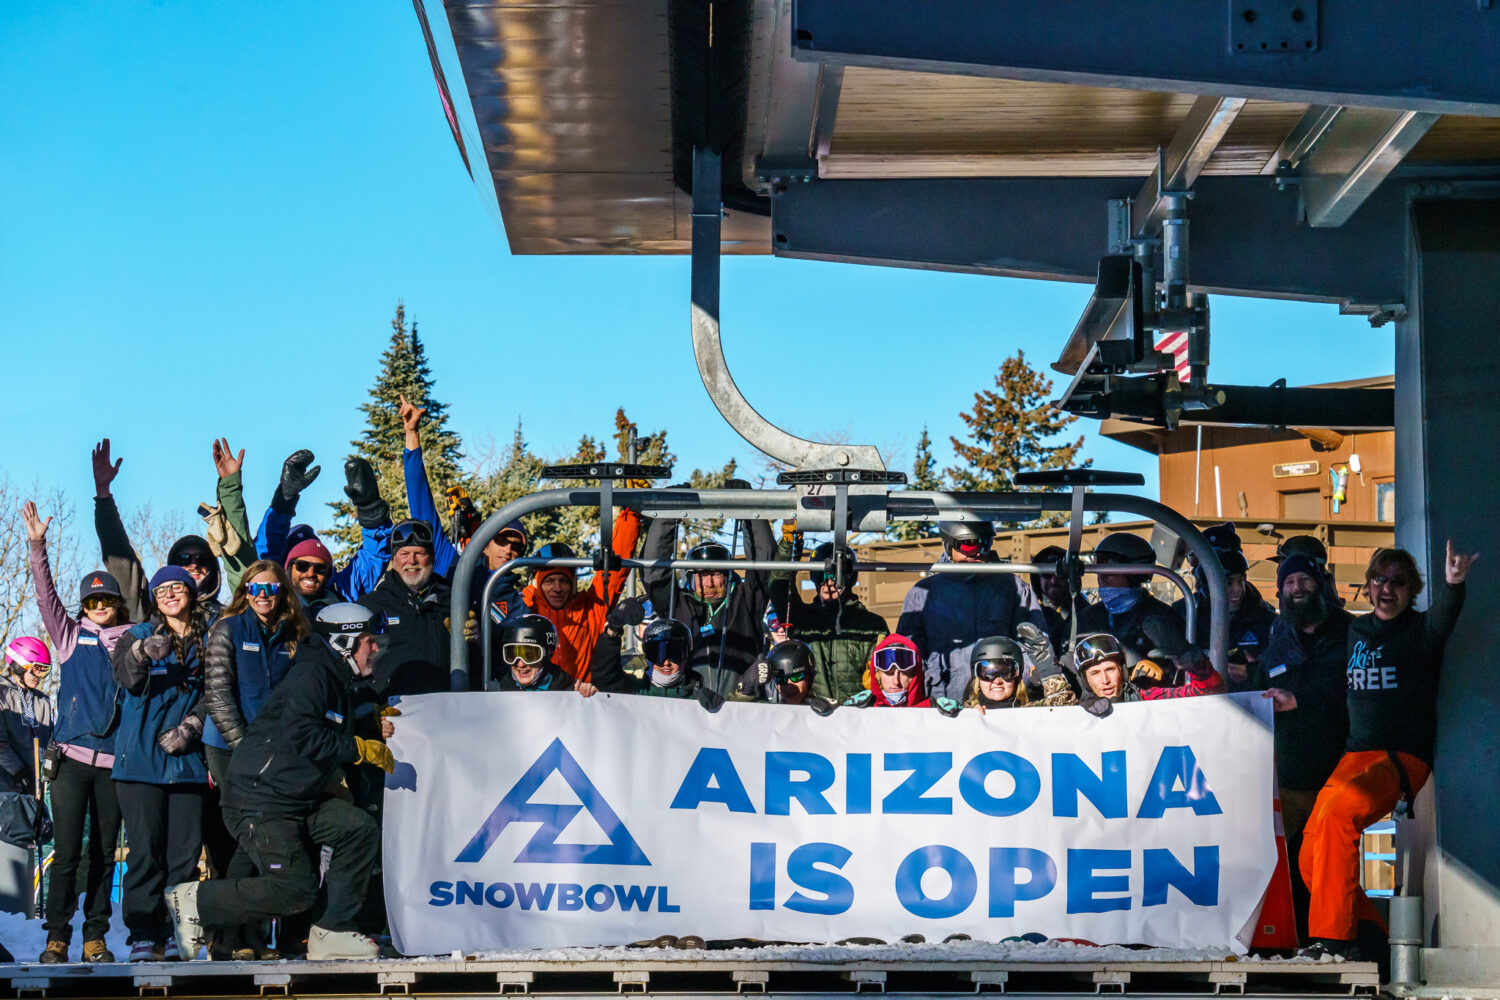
[272,450,321,515]
[1080,692,1113,718]
[344,458,389,528]
[606,597,648,633]
[696,687,725,713]
[780,519,799,545]
[138,632,173,663]
[355,737,396,774]
[1142,616,1190,660]
[1015,621,1057,678]
[934,696,962,718]
[157,716,203,755]
[1130,658,1166,687]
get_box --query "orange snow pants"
[1298,750,1430,941]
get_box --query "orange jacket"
[522,508,641,683]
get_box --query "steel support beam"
[1299,108,1440,227]
[772,175,1408,309]
[791,0,1500,116]
[1132,96,1246,238]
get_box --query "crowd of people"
[0,410,1477,965]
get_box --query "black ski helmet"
[1092,532,1156,565]
[766,639,815,680]
[938,520,994,557]
[971,635,1023,673]
[641,618,692,665]
[686,541,730,563]
[810,542,858,588]
[1275,534,1328,566]
[500,614,559,657]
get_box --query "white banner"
[383,692,1277,955]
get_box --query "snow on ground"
[0,908,129,963]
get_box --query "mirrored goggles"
[392,520,435,549]
[26,662,51,678]
[872,645,919,673]
[781,668,810,685]
[953,538,991,557]
[974,658,1020,683]
[643,637,689,665]
[247,581,281,598]
[1073,633,1123,670]
[81,595,118,612]
[503,642,546,666]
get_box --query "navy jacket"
[201,610,297,750]
[110,621,209,785]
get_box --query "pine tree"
[327,303,465,551]
[890,426,942,541]
[946,349,1088,527]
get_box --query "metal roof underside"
[443,0,1500,305]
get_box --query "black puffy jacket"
[222,638,359,817]
[359,571,455,696]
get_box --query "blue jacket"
[52,629,120,757]
[201,610,297,750]
[895,556,1047,702]
[402,447,526,619]
[110,621,209,785]
[255,508,391,603]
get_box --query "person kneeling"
[164,603,395,961]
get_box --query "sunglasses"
[247,581,281,598]
[872,646,919,673]
[1369,574,1411,589]
[81,595,118,611]
[153,582,190,598]
[290,559,331,577]
[502,642,546,666]
[393,521,435,549]
[1073,633,1123,669]
[975,658,1020,683]
[175,551,213,568]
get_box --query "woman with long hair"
[24,501,131,964]
[111,566,213,962]
[199,559,307,958]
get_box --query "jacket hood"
[867,634,928,707]
[168,534,221,599]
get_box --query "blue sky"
[2,2,1393,544]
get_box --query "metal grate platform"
[2,955,1381,999]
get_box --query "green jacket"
[214,471,258,594]
[768,539,889,703]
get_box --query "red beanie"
[285,538,334,568]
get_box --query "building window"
[1282,489,1323,520]
[1376,482,1396,523]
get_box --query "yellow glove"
[379,705,402,717]
[355,737,395,774]
[624,478,651,490]
[463,610,479,644]
[781,519,799,545]
[1130,658,1166,686]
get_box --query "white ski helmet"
[314,603,386,661]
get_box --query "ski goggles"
[951,538,992,557]
[81,594,119,612]
[246,582,281,598]
[392,520,435,550]
[974,657,1021,683]
[502,642,546,666]
[24,661,51,678]
[778,667,811,685]
[290,559,331,577]
[643,636,690,665]
[872,645,920,673]
[1073,633,1124,670]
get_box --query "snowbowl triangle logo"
[455,737,649,866]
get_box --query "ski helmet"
[938,521,994,558]
[686,541,730,563]
[765,639,815,682]
[1276,534,1328,566]
[4,636,51,673]
[810,542,858,588]
[314,603,386,660]
[500,614,559,656]
[971,636,1023,683]
[641,618,691,665]
[1092,532,1155,565]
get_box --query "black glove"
[696,687,725,713]
[272,449,321,515]
[1080,692,1114,718]
[344,458,389,528]
[1142,616,1190,660]
[606,597,647,633]
[157,716,203,755]
[1015,622,1059,680]
[138,632,173,663]
[808,696,839,717]
[934,696,962,718]
[10,768,34,796]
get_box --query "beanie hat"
[149,566,197,597]
[79,570,123,602]
[1202,522,1242,553]
[1216,548,1250,575]
[1277,553,1323,593]
[286,524,319,550]
[286,537,335,568]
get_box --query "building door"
[1281,489,1323,520]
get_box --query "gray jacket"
[896,555,1047,702]
[0,674,53,790]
